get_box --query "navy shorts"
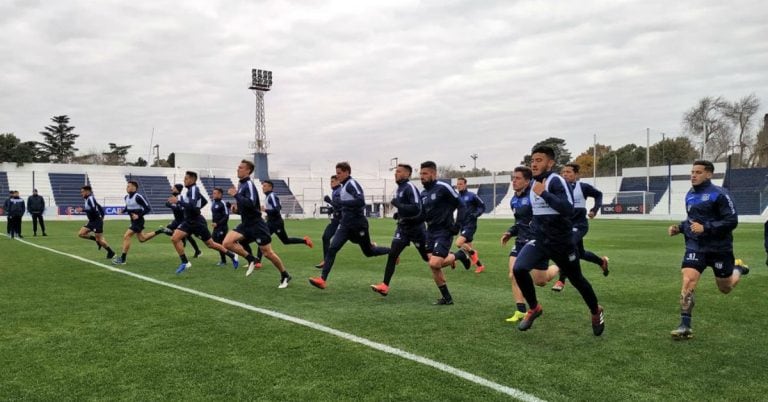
[681,249,735,278]
[167,220,181,231]
[426,231,453,258]
[84,219,104,234]
[459,224,477,243]
[512,240,554,271]
[129,216,145,233]
[394,224,428,249]
[178,218,212,242]
[234,220,272,246]
[509,241,527,257]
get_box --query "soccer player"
[551,163,610,292]
[77,185,116,259]
[222,160,292,288]
[417,161,472,305]
[112,181,155,265]
[667,160,746,340]
[315,175,341,269]
[370,163,429,296]
[3,191,11,236]
[155,184,202,257]
[6,190,25,238]
[455,177,487,273]
[171,171,238,274]
[256,180,313,263]
[309,162,391,290]
[512,145,604,336]
[500,166,557,323]
[27,189,47,236]
[210,187,230,266]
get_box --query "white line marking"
[9,236,545,402]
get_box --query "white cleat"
[278,275,292,289]
[246,261,256,277]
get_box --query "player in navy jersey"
[370,163,429,296]
[454,177,487,273]
[513,145,604,336]
[315,175,341,269]
[309,162,390,290]
[222,160,292,288]
[210,187,230,266]
[255,180,313,263]
[667,160,747,339]
[500,166,557,323]
[154,184,202,257]
[551,163,610,291]
[112,181,157,265]
[170,171,239,274]
[77,185,116,259]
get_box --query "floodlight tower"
[249,68,273,180]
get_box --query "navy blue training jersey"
[264,191,283,222]
[678,179,737,252]
[234,177,262,225]
[124,192,151,216]
[457,189,486,226]
[211,198,229,228]
[178,184,208,222]
[508,184,534,244]
[421,180,460,234]
[393,179,423,226]
[83,194,104,221]
[529,171,574,247]
[570,181,602,230]
[337,176,367,226]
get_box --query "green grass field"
[2,217,767,401]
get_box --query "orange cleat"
[309,276,327,289]
[370,282,389,296]
[304,236,314,248]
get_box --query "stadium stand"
[0,171,9,198]
[269,179,303,215]
[199,176,237,204]
[49,173,90,207]
[476,183,508,214]
[722,167,768,215]
[125,174,171,214]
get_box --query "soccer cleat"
[433,297,453,305]
[475,265,485,274]
[601,256,610,276]
[215,261,227,267]
[162,227,173,235]
[671,325,693,340]
[505,310,527,323]
[469,250,479,265]
[106,250,116,259]
[735,259,750,276]
[314,261,325,269]
[111,257,126,265]
[309,276,327,289]
[552,280,565,292]
[304,236,314,248]
[517,305,543,331]
[175,262,192,274]
[371,283,389,296]
[97,243,102,251]
[231,255,239,269]
[246,261,258,277]
[591,305,605,336]
[278,274,292,289]
[193,249,203,258]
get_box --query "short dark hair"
[185,171,198,180]
[212,187,223,194]
[531,145,556,160]
[693,160,715,173]
[397,163,413,175]
[263,180,274,187]
[81,185,92,192]
[330,175,337,180]
[173,184,183,192]
[565,163,580,173]
[513,166,533,180]
[420,161,437,171]
[241,159,255,174]
[336,161,351,173]
[127,180,139,189]
[457,177,467,184]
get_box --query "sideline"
[7,236,545,402]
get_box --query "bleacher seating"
[200,176,236,204]
[476,183,508,214]
[125,175,171,214]
[270,179,303,215]
[49,173,89,207]
[618,176,670,211]
[722,168,768,215]
[0,171,9,198]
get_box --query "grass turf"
[1,218,767,401]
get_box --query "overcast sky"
[1,0,767,178]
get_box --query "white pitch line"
[9,236,545,402]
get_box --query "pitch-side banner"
[58,206,125,216]
[600,203,645,214]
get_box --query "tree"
[521,137,572,168]
[0,133,21,162]
[722,93,760,167]
[167,152,175,167]
[572,144,613,177]
[595,144,647,176]
[752,114,768,167]
[682,96,731,160]
[0,133,39,166]
[130,157,148,167]
[102,143,132,165]
[649,137,699,166]
[38,115,79,163]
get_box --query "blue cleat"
[231,254,239,269]
[176,262,191,274]
[112,257,125,265]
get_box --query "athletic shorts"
[394,223,428,249]
[512,240,553,271]
[509,241,527,257]
[267,219,285,235]
[167,220,181,231]
[129,216,145,233]
[84,219,104,234]
[178,218,212,242]
[426,231,453,258]
[459,224,477,243]
[681,249,735,278]
[234,220,272,246]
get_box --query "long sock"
[582,250,603,266]
[453,250,470,269]
[188,236,201,253]
[105,246,114,254]
[154,228,165,235]
[438,284,452,301]
[180,254,189,264]
[476,258,484,267]
[516,303,527,313]
[227,251,236,260]
[245,254,256,263]
[281,270,290,279]
[121,253,127,261]
[681,313,692,328]
[219,251,227,263]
